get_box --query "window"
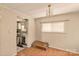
[42,22,64,32]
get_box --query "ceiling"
[0,3,79,18]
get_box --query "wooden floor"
[17,47,79,56]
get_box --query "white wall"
[26,16,35,47]
[35,12,79,53]
[0,7,17,56]
[0,7,35,55]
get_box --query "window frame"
[41,21,65,33]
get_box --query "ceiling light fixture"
[48,4,51,16]
[46,4,53,16]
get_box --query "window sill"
[42,32,66,34]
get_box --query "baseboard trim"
[49,46,79,54]
[11,53,17,56]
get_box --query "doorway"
[16,18,28,52]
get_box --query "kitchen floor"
[17,47,79,56]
